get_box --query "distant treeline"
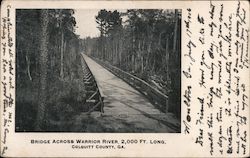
[83,9,181,115]
[16,9,85,131]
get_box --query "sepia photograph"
[15,9,181,133]
[1,0,249,157]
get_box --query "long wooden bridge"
[76,53,180,133]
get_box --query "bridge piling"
[80,53,104,114]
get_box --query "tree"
[36,9,49,130]
[95,9,122,62]
[55,9,76,79]
[96,9,109,59]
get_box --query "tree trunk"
[141,38,145,73]
[115,38,118,65]
[63,39,66,75]
[60,31,64,79]
[132,53,135,72]
[173,10,178,54]
[165,36,170,113]
[165,37,169,77]
[112,38,114,63]
[118,35,122,67]
[141,56,144,74]
[26,29,33,81]
[36,9,49,131]
[26,54,32,81]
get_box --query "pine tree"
[36,9,49,130]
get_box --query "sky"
[74,9,127,39]
[74,9,100,39]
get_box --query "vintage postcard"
[0,0,249,157]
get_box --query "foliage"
[47,79,86,121]
[16,9,84,131]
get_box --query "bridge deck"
[77,54,180,132]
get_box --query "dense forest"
[16,9,181,132]
[83,9,181,116]
[16,9,85,131]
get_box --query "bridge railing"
[90,56,169,113]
